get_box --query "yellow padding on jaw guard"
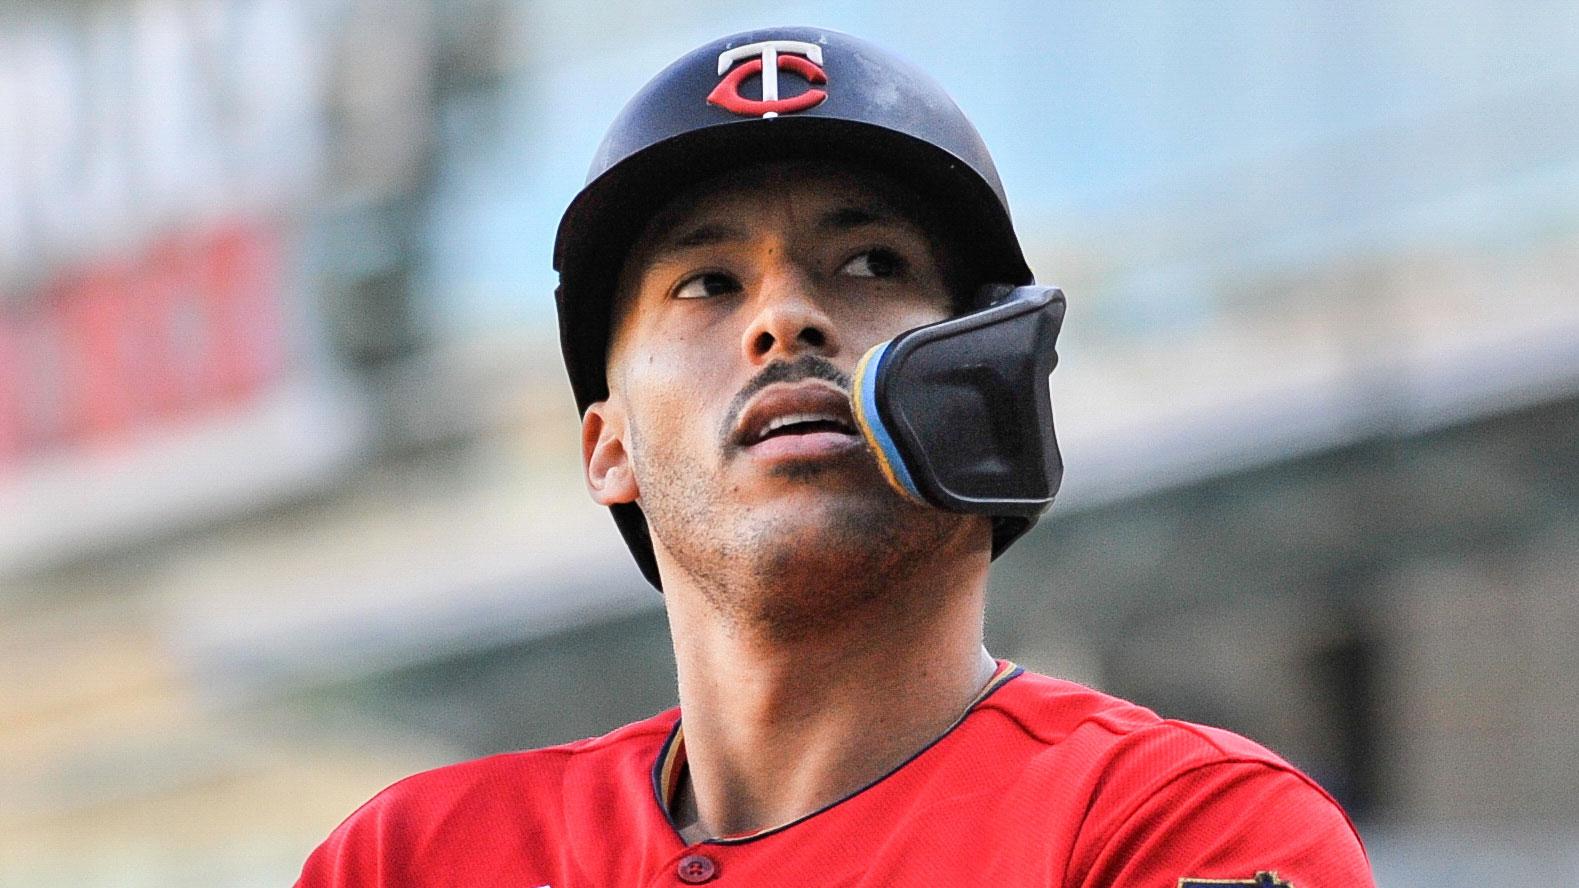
[852,340,925,504]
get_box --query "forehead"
[626,160,935,264]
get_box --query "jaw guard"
[852,285,1066,521]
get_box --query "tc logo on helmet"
[708,40,827,118]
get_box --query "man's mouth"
[754,411,855,442]
[732,382,860,450]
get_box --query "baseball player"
[297,27,1375,887]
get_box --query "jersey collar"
[651,658,1024,844]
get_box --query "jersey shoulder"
[294,709,679,887]
[351,706,675,817]
[988,668,1308,775]
[989,671,1373,887]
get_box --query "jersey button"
[676,853,718,884]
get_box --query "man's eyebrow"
[819,205,901,232]
[664,222,749,251]
[655,204,906,254]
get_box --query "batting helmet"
[554,26,1037,589]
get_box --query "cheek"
[843,300,952,352]
[621,326,735,445]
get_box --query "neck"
[656,528,996,841]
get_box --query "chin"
[651,484,978,640]
[642,451,973,599]
[737,501,974,642]
[750,488,960,578]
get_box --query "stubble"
[629,359,974,643]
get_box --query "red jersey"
[296,663,1373,887]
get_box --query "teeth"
[758,412,846,441]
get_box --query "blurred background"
[2,1,1576,885]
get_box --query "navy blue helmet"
[554,27,1036,588]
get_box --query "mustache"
[719,355,852,446]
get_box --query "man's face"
[586,161,985,612]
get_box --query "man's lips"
[730,381,859,449]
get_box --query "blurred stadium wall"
[1,1,1576,885]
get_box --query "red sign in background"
[0,220,285,467]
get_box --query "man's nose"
[740,264,841,364]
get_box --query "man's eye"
[673,272,740,299]
[839,248,907,279]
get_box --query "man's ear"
[582,400,640,506]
